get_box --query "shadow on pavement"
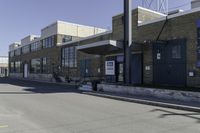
[0,92,34,94]
[0,77,80,94]
[151,109,200,123]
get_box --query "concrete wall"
[21,35,39,46]
[41,23,58,39]
[98,84,200,104]
[9,73,23,78]
[41,21,107,39]
[191,0,200,9]
[9,73,53,82]
[57,22,107,38]
[27,74,53,82]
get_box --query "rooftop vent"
[191,0,200,9]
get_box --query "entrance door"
[131,54,142,85]
[153,39,186,86]
[24,64,28,78]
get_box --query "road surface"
[0,78,199,133]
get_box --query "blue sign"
[105,61,115,75]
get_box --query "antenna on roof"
[141,0,168,14]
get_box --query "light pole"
[124,0,132,84]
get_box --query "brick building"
[76,6,200,87]
[9,6,200,87]
[8,21,107,82]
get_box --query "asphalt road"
[0,78,200,133]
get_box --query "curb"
[83,91,200,113]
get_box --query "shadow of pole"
[151,109,200,123]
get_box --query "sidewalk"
[83,91,200,113]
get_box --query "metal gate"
[153,39,186,86]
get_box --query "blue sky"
[0,0,191,56]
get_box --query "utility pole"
[124,0,132,84]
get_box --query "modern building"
[9,3,200,88]
[0,56,8,77]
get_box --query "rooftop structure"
[191,0,200,9]
[9,20,107,51]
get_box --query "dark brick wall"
[106,8,200,87]
[136,12,200,87]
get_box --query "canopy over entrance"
[77,40,123,55]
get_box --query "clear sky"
[0,0,191,56]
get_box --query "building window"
[62,35,72,43]
[42,36,55,48]
[15,48,21,56]
[10,62,15,73]
[172,45,181,59]
[15,61,21,73]
[31,41,42,52]
[62,46,77,68]
[22,45,30,54]
[10,51,15,57]
[30,58,41,73]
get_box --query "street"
[0,78,199,133]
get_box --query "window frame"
[61,46,77,68]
